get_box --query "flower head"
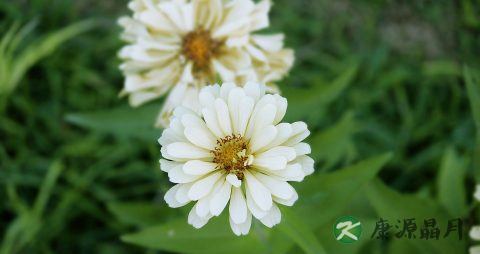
[159,82,313,235]
[119,0,294,127]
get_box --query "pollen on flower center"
[212,135,250,180]
[182,30,221,69]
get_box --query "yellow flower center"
[212,135,250,180]
[182,30,220,69]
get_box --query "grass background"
[1,0,480,253]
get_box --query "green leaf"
[309,111,358,168]
[65,103,161,141]
[33,160,64,217]
[464,65,480,178]
[282,63,359,124]
[0,160,63,254]
[0,20,95,96]
[278,208,327,254]
[422,60,461,77]
[295,153,392,227]
[107,202,176,227]
[121,215,267,254]
[270,153,392,254]
[365,178,466,254]
[462,0,480,27]
[437,147,468,218]
[464,66,480,130]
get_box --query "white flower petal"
[220,82,237,100]
[471,245,480,254]
[243,81,264,102]
[293,143,311,156]
[184,127,217,150]
[273,94,287,124]
[226,173,242,187]
[137,10,175,32]
[166,142,212,160]
[159,129,180,147]
[294,155,315,176]
[188,204,213,228]
[159,159,181,173]
[213,18,250,38]
[195,196,211,218]
[272,163,306,182]
[202,108,224,138]
[273,189,298,206]
[179,1,194,31]
[250,125,278,153]
[247,44,268,62]
[183,160,217,175]
[212,59,235,81]
[168,164,201,183]
[158,1,186,31]
[237,96,255,136]
[283,121,310,146]
[128,91,160,107]
[245,171,272,211]
[180,62,194,83]
[257,123,292,153]
[170,114,187,135]
[250,0,271,30]
[252,34,284,52]
[475,185,480,201]
[215,98,232,135]
[226,35,249,47]
[253,172,294,200]
[252,156,287,171]
[471,226,480,240]
[164,184,189,208]
[188,171,223,200]
[229,187,248,224]
[175,182,193,204]
[229,211,252,236]
[246,186,268,219]
[227,87,245,134]
[256,146,296,162]
[259,203,281,228]
[246,103,276,139]
[210,179,232,216]
[199,84,220,108]
[196,177,225,217]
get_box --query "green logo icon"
[333,216,362,244]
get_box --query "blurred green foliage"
[1,0,480,253]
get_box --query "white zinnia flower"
[118,0,294,128]
[471,185,480,254]
[159,82,313,235]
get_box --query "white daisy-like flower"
[471,185,480,254]
[118,0,294,128]
[119,0,294,127]
[159,82,313,235]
